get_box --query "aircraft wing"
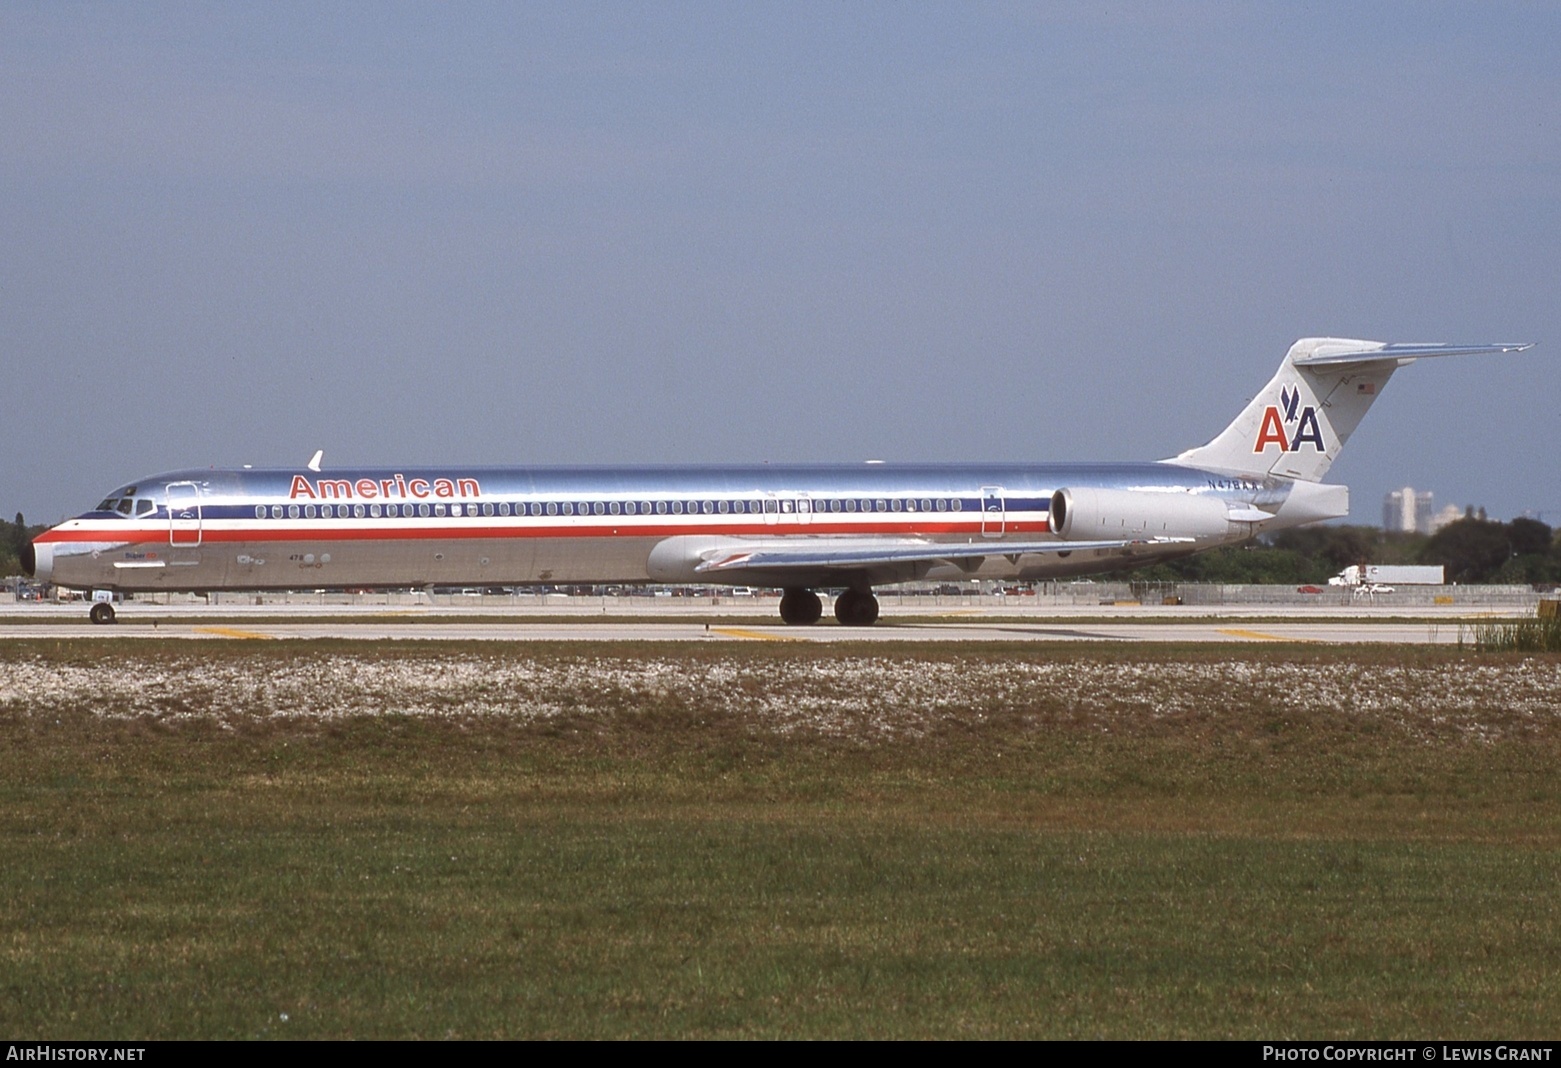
[693,536,1184,574]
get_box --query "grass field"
[2,640,1559,1038]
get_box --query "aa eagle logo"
[1253,384,1325,453]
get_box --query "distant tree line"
[1135,517,1561,587]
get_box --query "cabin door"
[980,485,1006,538]
[167,481,203,546]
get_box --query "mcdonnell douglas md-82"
[25,337,1532,625]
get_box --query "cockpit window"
[94,490,155,516]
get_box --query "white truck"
[1328,564,1445,587]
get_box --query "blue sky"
[3,2,1556,525]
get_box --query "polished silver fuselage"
[31,461,1330,593]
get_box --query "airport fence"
[12,581,1545,613]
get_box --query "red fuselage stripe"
[37,519,1050,544]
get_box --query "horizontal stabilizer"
[1292,341,1533,367]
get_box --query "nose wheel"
[832,588,880,626]
[778,588,823,625]
[89,602,116,625]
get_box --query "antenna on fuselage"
[307,449,324,472]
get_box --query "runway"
[0,614,1490,644]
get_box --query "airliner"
[24,337,1532,625]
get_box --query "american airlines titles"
[288,475,481,501]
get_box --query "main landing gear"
[777,587,879,626]
[832,588,880,627]
[778,588,822,625]
[89,602,116,625]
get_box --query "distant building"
[1383,486,1435,534]
[1383,487,1470,534]
[1428,504,1464,533]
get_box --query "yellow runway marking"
[194,626,277,640]
[709,627,805,642]
[1217,627,1318,643]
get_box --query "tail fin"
[1169,338,1533,482]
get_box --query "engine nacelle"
[1049,487,1235,541]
